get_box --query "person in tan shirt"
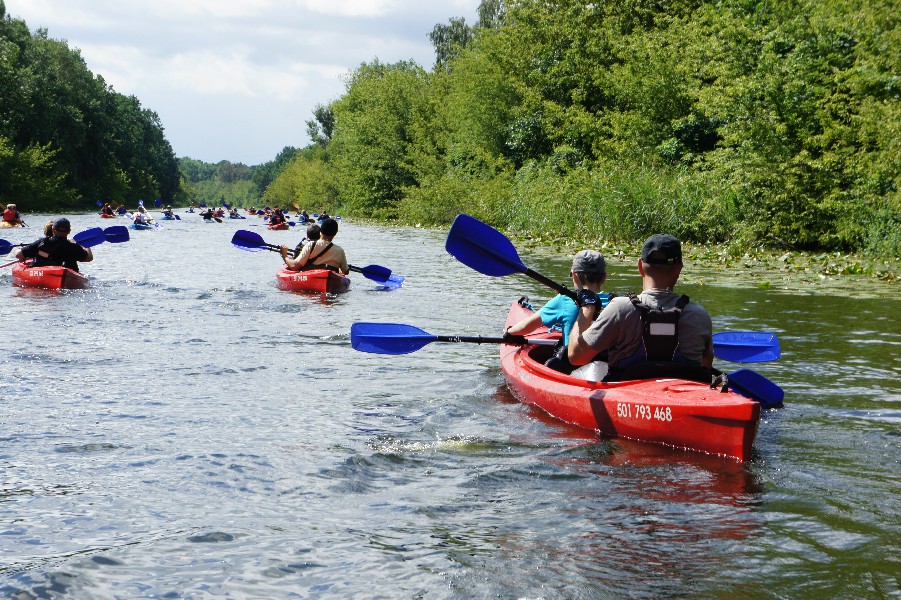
[280,217,349,274]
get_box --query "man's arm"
[567,305,599,366]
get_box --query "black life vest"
[628,292,690,362]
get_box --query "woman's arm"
[506,312,544,336]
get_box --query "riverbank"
[512,232,898,298]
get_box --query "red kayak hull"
[267,223,290,231]
[500,301,760,461]
[275,266,350,294]
[12,262,89,290]
[100,213,116,218]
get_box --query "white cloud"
[4,0,479,164]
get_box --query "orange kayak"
[500,300,760,460]
[12,262,89,290]
[275,266,350,294]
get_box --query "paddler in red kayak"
[3,203,24,226]
[567,234,713,383]
[268,208,287,228]
[279,217,348,274]
[16,217,93,271]
[503,250,608,374]
[290,223,321,258]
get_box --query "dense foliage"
[0,1,182,210]
[265,0,899,257]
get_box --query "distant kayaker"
[133,208,152,225]
[269,208,287,227]
[291,223,321,259]
[162,205,174,218]
[504,250,608,374]
[100,203,115,217]
[16,217,93,272]
[568,234,713,382]
[280,217,348,274]
[3,203,24,226]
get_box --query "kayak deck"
[12,262,89,290]
[500,300,760,460]
[276,266,350,294]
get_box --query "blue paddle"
[230,230,398,285]
[72,227,106,247]
[103,225,130,243]
[0,239,24,255]
[445,213,784,404]
[351,322,558,355]
[73,225,131,248]
[726,369,784,409]
[446,213,577,299]
[712,331,780,363]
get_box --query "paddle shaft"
[434,335,557,345]
[524,267,576,300]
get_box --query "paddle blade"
[384,274,404,288]
[73,227,106,248]
[350,322,436,355]
[714,331,781,363]
[445,213,528,277]
[0,240,14,255]
[103,226,130,243]
[174,214,181,220]
[231,229,267,251]
[728,368,784,409]
[155,199,162,207]
[350,264,391,283]
[232,229,266,249]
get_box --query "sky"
[6,0,479,165]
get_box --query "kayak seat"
[608,361,712,384]
[526,344,556,363]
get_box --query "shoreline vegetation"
[355,216,899,294]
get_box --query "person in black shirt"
[16,218,93,272]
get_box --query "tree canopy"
[0,2,181,210]
[264,0,899,257]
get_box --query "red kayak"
[100,213,116,218]
[275,266,350,294]
[267,223,290,231]
[500,300,760,461]
[11,262,89,290]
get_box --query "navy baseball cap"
[641,234,682,264]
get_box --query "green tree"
[329,60,430,218]
[429,17,473,70]
[305,104,335,148]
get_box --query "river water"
[0,213,898,599]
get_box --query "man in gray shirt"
[567,234,713,381]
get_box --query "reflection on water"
[0,214,897,597]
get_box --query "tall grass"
[495,158,739,246]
